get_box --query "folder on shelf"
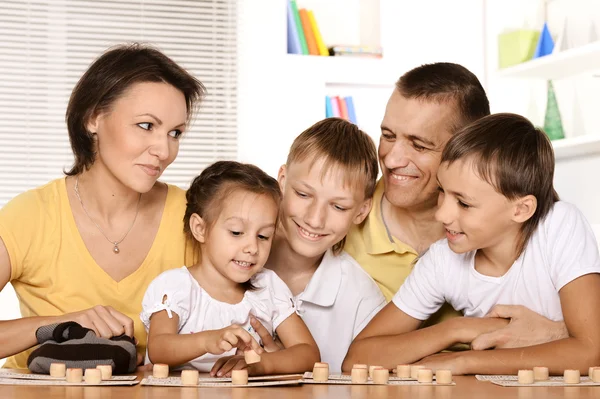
[299,8,319,55]
[286,1,301,54]
[290,0,308,55]
[330,96,341,117]
[337,97,349,120]
[345,97,357,124]
[325,96,334,118]
[308,10,329,56]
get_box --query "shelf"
[552,134,600,160]
[285,55,398,87]
[498,41,600,80]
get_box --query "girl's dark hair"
[442,113,559,256]
[184,161,282,290]
[65,43,205,175]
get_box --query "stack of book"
[287,0,328,56]
[326,96,357,124]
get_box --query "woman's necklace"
[74,176,141,254]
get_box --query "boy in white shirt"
[261,118,386,372]
[344,113,600,375]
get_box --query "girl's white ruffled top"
[140,267,295,371]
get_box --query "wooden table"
[1,373,599,398]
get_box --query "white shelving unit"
[498,40,600,79]
[499,40,600,160]
[552,134,600,160]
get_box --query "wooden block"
[66,368,83,383]
[396,364,411,378]
[533,366,549,381]
[436,369,453,384]
[181,369,199,386]
[369,365,378,380]
[96,365,112,380]
[372,368,389,385]
[591,367,600,383]
[351,365,368,384]
[588,366,599,377]
[84,369,102,385]
[518,370,534,384]
[417,368,433,383]
[49,363,66,378]
[312,363,329,382]
[244,349,261,365]
[564,369,580,384]
[231,369,248,385]
[410,365,425,380]
[153,363,169,379]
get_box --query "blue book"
[345,96,357,124]
[534,22,554,58]
[287,1,301,54]
[325,96,333,118]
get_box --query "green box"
[498,29,540,69]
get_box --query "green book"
[290,0,308,55]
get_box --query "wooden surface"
[1,372,600,398]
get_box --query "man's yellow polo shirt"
[345,179,460,327]
[345,179,417,302]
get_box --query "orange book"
[336,96,349,120]
[299,8,319,56]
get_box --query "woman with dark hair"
[0,43,205,368]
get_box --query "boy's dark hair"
[396,62,490,133]
[286,117,378,254]
[441,113,559,256]
[65,43,205,175]
[184,161,282,290]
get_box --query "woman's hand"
[202,324,264,356]
[59,305,134,338]
[250,315,283,352]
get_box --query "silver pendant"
[113,244,120,254]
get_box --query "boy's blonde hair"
[441,113,559,256]
[286,117,378,254]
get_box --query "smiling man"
[345,62,490,302]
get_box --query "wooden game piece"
[49,362,66,378]
[153,363,169,379]
[396,364,411,378]
[588,366,599,377]
[518,370,534,384]
[533,366,549,381]
[591,367,600,383]
[417,368,433,383]
[244,349,261,364]
[181,369,199,386]
[436,369,453,384]
[372,367,389,385]
[410,365,425,380]
[96,365,112,380]
[66,368,83,383]
[369,365,382,379]
[312,363,329,382]
[84,368,102,384]
[231,369,248,385]
[351,364,368,383]
[564,369,580,384]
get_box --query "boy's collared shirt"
[293,250,385,373]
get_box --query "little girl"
[140,161,319,376]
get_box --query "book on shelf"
[326,96,357,124]
[287,1,328,56]
[328,45,383,58]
